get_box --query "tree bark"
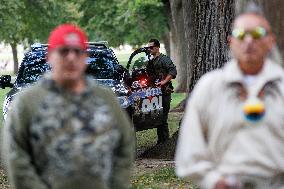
[169,0,188,92]
[162,1,172,58]
[184,0,235,92]
[163,0,180,85]
[10,42,19,74]
[163,32,171,57]
[182,0,194,93]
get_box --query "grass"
[131,167,196,189]
[0,72,14,76]
[0,88,9,126]
[136,111,182,148]
[115,51,130,66]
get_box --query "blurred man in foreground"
[175,13,284,189]
[2,24,134,189]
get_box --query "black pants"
[157,93,171,143]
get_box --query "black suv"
[0,42,163,131]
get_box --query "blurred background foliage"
[0,0,168,47]
[78,0,168,46]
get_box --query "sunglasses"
[148,46,155,50]
[231,26,268,40]
[57,47,85,57]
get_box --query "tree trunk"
[163,0,185,92]
[235,0,284,64]
[169,0,188,93]
[10,42,19,74]
[184,0,235,92]
[182,0,193,93]
[163,32,171,57]
[173,0,235,110]
[163,0,180,88]
[162,0,171,57]
[163,1,180,87]
[169,31,179,74]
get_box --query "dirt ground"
[133,158,175,176]
[138,130,179,160]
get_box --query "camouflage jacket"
[146,53,177,81]
[2,74,135,189]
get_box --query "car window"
[86,49,117,79]
[15,45,119,85]
[15,50,51,85]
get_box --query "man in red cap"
[2,24,134,189]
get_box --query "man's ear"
[46,52,54,66]
[268,33,276,50]
[227,36,232,47]
[46,54,51,65]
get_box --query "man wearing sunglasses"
[176,13,284,189]
[147,38,177,145]
[2,24,134,189]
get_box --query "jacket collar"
[41,73,95,97]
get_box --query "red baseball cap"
[48,23,88,52]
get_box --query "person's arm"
[2,94,48,189]
[175,72,223,189]
[105,91,135,189]
[157,74,173,86]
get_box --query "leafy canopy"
[0,0,81,45]
[78,0,168,47]
[0,0,168,47]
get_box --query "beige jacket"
[175,59,284,189]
